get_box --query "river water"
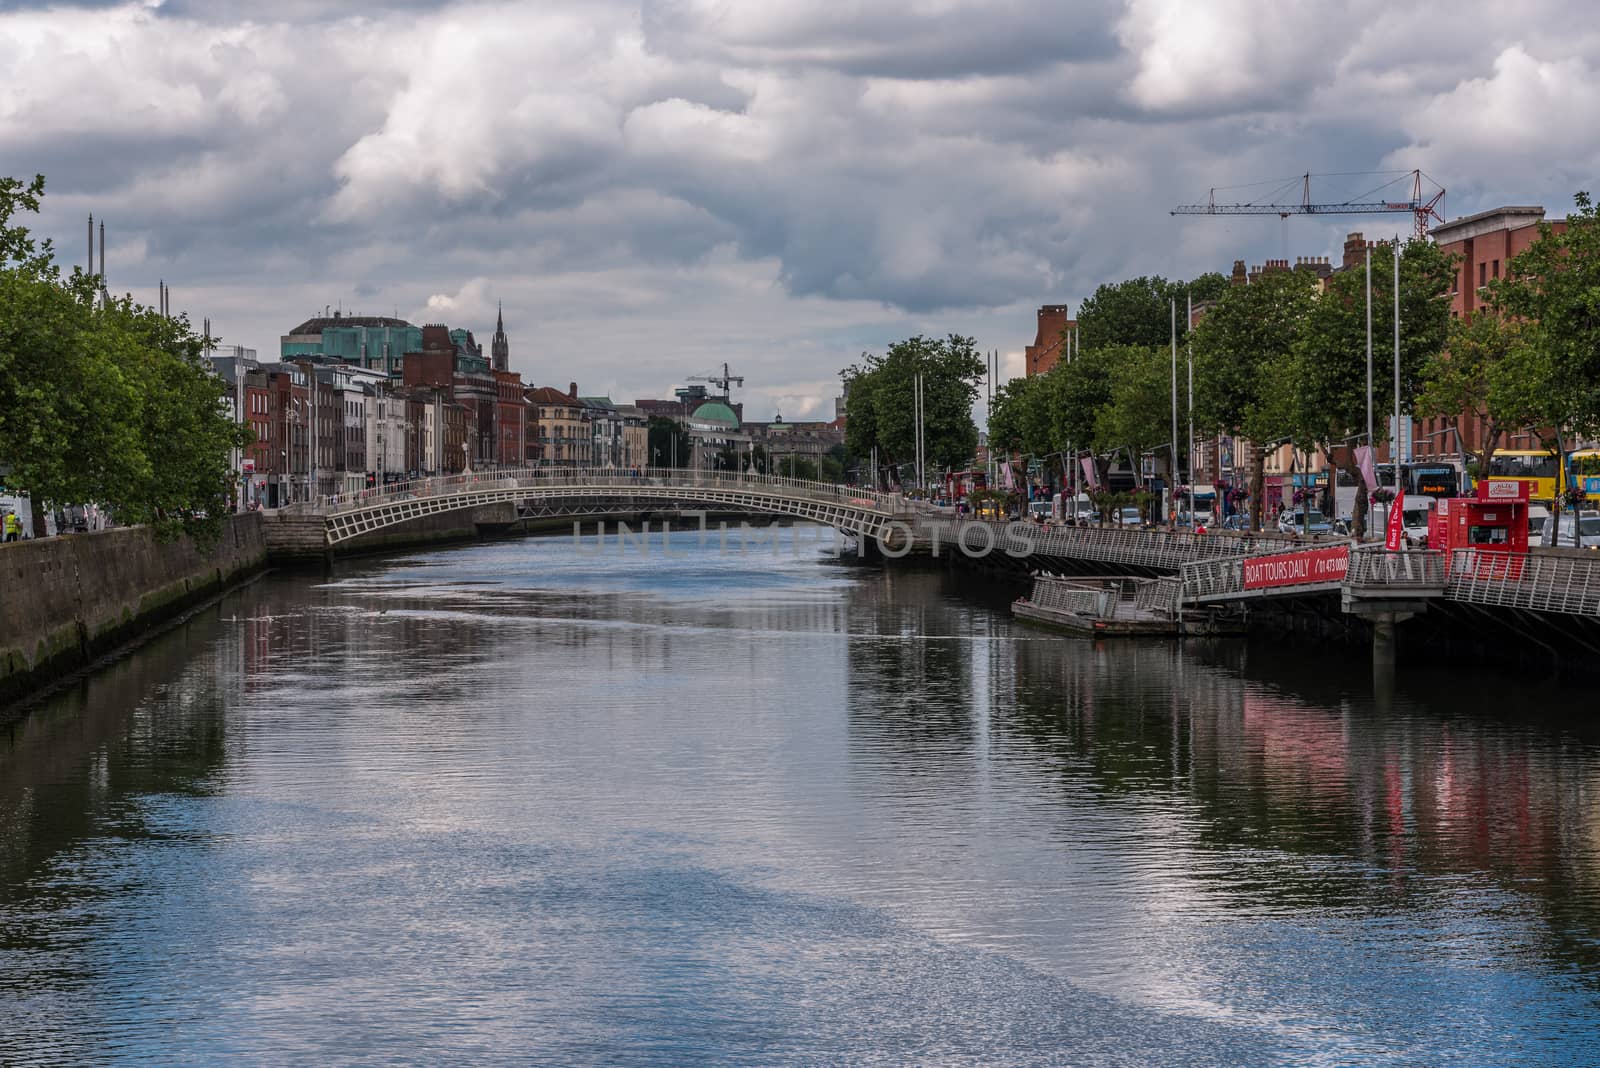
[3,525,1599,1065]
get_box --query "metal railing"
[1027,576,1114,618]
[990,523,1269,571]
[1179,539,1354,602]
[1345,547,1447,589]
[1135,576,1183,618]
[302,467,909,517]
[1446,549,1600,617]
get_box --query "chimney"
[1231,259,1247,286]
[569,381,578,399]
[99,219,105,282]
[1343,233,1368,269]
[87,213,93,275]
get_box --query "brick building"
[1416,206,1564,459]
[1024,304,1075,377]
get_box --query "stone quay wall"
[0,513,267,712]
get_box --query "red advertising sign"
[1242,546,1351,589]
[1480,479,1529,501]
[1385,489,1406,551]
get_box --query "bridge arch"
[303,470,912,548]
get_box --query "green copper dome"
[690,401,740,429]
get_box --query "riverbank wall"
[0,513,266,712]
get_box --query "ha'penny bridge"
[260,468,1600,664]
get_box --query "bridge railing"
[1446,549,1600,617]
[995,523,1267,571]
[1028,576,1114,618]
[1179,539,1354,602]
[1135,576,1183,618]
[308,467,910,517]
[1346,547,1447,589]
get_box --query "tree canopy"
[1492,191,1600,441]
[0,174,249,542]
[1075,273,1227,351]
[646,416,690,468]
[843,334,986,483]
[1190,267,1318,526]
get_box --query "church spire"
[491,300,510,372]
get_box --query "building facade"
[1025,304,1076,377]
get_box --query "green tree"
[0,174,247,543]
[1093,344,1183,489]
[842,334,986,484]
[1288,238,1455,536]
[988,373,1055,457]
[646,416,689,468]
[1075,273,1227,351]
[1493,191,1600,439]
[1191,268,1318,529]
[1416,312,1538,478]
[1048,343,1117,486]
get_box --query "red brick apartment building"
[1416,206,1566,458]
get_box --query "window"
[1478,262,1487,288]
[1492,259,1500,279]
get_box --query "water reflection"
[0,532,1596,1065]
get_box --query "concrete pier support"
[1372,614,1399,668]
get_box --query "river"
[3,525,1598,1065]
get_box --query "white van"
[1527,504,1551,542]
[1400,496,1437,544]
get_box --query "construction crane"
[1172,169,1446,239]
[688,362,745,399]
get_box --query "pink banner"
[1080,456,1099,489]
[1354,445,1378,492]
[1242,546,1350,590]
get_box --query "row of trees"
[0,175,248,542]
[989,247,1459,533]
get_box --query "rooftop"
[286,313,413,336]
[1431,206,1546,244]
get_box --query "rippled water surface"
[4,527,1600,1065]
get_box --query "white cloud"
[1386,45,1600,200]
[1118,0,1348,114]
[5,0,1600,420]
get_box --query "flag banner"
[1002,461,1015,490]
[1385,490,1407,550]
[1355,445,1378,492]
[1081,457,1100,489]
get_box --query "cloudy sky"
[4,0,1596,420]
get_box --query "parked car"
[1221,514,1251,531]
[1538,512,1600,547]
[1117,506,1143,527]
[1028,500,1052,520]
[1278,509,1332,535]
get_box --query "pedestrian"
[3,510,20,542]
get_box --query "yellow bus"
[1569,449,1600,504]
[1487,449,1561,502]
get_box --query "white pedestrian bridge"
[281,467,915,548]
[270,471,1600,626]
